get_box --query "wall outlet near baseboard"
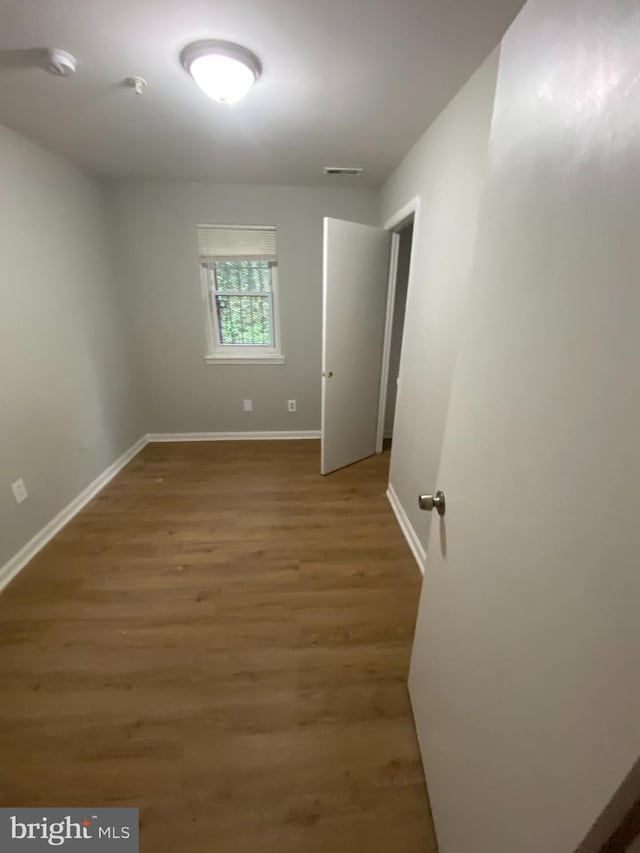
[287,400,297,412]
[243,399,253,412]
[11,478,28,504]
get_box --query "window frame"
[199,238,284,366]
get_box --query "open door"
[321,218,390,475]
[409,3,640,852]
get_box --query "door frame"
[375,196,422,453]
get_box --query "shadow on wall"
[0,49,132,91]
[577,754,640,852]
[0,48,57,72]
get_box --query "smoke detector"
[45,49,77,76]
[323,166,364,176]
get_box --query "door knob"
[418,490,446,516]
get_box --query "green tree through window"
[212,260,275,346]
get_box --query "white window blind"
[197,225,277,261]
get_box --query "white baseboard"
[146,431,321,442]
[386,483,426,574]
[0,435,147,594]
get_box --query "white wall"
[380,48,500,556]
[0,124,143,570]
[107,182,378,434]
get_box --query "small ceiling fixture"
[181,40,261,105]
[126,76,149,95]
[45,48,76,77]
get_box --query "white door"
[321,218,390,474]
[409,1,640,852]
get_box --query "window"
[198,225,283,363]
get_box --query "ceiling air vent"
[323,166,364,176]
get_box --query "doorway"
[380,220,413,448]
[376,197,420,455]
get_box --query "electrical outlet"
[243,399,253,412]
[11,478,28,504]
[287,400,297,412]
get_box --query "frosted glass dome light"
[181,41,261,105]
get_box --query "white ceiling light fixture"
[181,40,261,105]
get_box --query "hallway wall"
[379,47,500,559]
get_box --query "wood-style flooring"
[0,440,437,852]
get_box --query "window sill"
[205,354,285,365]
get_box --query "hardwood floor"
[0,441,437,852]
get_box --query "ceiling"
[0,0,525,187]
